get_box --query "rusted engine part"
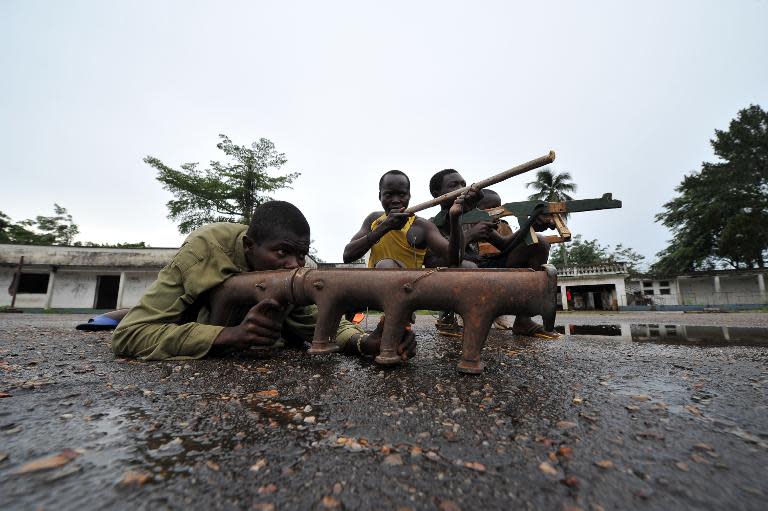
[208,266,558,374]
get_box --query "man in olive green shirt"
[112,201,415,361]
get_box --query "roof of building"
[0,243,319,270]
[0,243,178,269]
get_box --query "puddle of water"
[555,324,623,336]
[556,323,768,346]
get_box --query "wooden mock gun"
[458,193,622,253]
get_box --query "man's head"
[429,169,466,208]
[476,189,501,210]
[244,201,311,271]
[378,170,411,214]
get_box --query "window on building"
[643,281,653,287]
[644,289,655,295]
[660,288,671,295]
[659,281,670,287]
[16,273,50,294]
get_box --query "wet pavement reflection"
[2,313,768,510]
[556,323,768,346]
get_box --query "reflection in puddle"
[555,324,622,336]
[556,323,768,346]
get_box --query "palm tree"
[526,168,577,202]
[528,168,577,267]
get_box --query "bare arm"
[343,210,411,263]
[422,219,453,262]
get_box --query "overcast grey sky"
[2,0,767,263]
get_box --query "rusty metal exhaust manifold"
[209,266,557,374]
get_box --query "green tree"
[74,241,149,248]
[549,235,645,272]
[653,105,768,273]
[35,204,79,245]
[525,168,577,203]
[549,235,606,266]
[0,205,78,245]
[145,134,300,234]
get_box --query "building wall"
[121,271,160,307]
[558,276,628,309]
[0,244,177,268]
[50,270,101,308]
[1,268,161,309]
[0,268,14,306]
[628,278,679,305]
[0,268,49,307]
[676,276,764,305]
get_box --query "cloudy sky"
[2,0,767,264]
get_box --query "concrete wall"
[50,270,100,308]
[677,274,766,305]
[1,268,160,309]
[121,271,160,307]
[0,268,14,306]
[558,276,628,309]
[628,278,679,305]
[0,268,50,308]
[0,244,177,268]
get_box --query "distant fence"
[625,291,767,310]
[557,263,629,277]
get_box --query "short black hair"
[247,201,310,242]
[429,169,460,197]
[477,188,501,209]
[378,170,410,190]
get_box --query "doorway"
[94,275,120,309]
[565,284,618,311]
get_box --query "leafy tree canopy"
[549,234,646,273]
[1,206,146,247]
[145,134,300,234]
[73,241,150,248]
[652,105,768,273]
[526,168,577,202]
[0,204,79,245]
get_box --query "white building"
[556,263,767,311]
[1,244,177,310]
[556,263,630,311]
[0,243,318,310]
[627,269,768,309]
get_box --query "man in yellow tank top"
[343,170,479,268]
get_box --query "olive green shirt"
[112,223,362,360]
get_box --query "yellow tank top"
[368,214,426,268]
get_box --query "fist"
[215,298,286,348]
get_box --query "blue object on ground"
[75,314,119,331]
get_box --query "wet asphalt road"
[1,312,767,511]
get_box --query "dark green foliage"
[145,134,300,234]
[73,241,149,248]
[0,205,79,245]
[549,234,645,272]
[34,204,79,245]
[525,168,577,202]
[653,105,768,272]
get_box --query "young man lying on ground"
[112,201,415,361]
[425,169,559,338]
[342,170,480,268]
